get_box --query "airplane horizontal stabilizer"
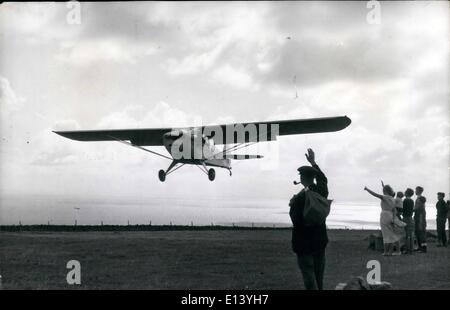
[223,154,263,160]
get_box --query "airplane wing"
[53,127,172,146]
[53,116,351,146]
[201,115,351,144]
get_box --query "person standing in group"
[447,195,450,243]
[392,191,405,253]
[289,148,329,290]
[394,192,404,220]
[436,192,447,247]
[364,184,401,256]
[402,188,415,254]
[414,186,427,253]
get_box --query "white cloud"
[0,76,24,114]
[212,64,258,91]
[53,119,81,131]
[268,85,299,100]
[0,3,58,35]
[96,101,203,129]
[257,62,274,74]
[156,1,282,88]
[165,47,222,75]
[96,107,141,129]
[32,148,79,166]
[0,76,27,148]
[0,2,82,44]
[55,39,159,66]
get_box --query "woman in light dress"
[364,183,401,256]
[393,191,406,252]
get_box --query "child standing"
[393,191,405,253]
[394,192,404,220]
[414,186,427,253]
[402,188,415,254]
[447,197,450,242]
[436,192,447,247]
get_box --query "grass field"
[1,229,449,289]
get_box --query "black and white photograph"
[0,0,449,296]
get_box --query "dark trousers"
[403,217,414,253]
[437,217,447,246]
[414,219,427,248]
[296,249,326,290]
[448,218,450,242]
[415,229,426,248]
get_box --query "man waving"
[289,148,329,290]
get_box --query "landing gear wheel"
[158,169,166,182]
[208,168,216,181]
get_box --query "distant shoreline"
[1,224,379,232]
[0,224,287,232]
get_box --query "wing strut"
[196,163,209,175]
[208,126,269,159]
[166,162,185,175]
[106,135,173,160]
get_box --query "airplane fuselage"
[162,129,231,169]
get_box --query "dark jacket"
[289,164,329,255]
[436,200,447,218]
[414,196,427,230]
[403,198,414,218]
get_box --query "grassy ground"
[0,229,449,289]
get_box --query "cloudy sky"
[0,2,448,225]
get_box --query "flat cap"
[297,166,318,176]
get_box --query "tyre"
[208,168,215,181]
[158,169,166,182]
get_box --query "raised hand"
[305,148,316,165]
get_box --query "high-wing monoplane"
[54,116,351,181]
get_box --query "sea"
[0,194,438,230]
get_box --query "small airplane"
[54,116,351,182]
